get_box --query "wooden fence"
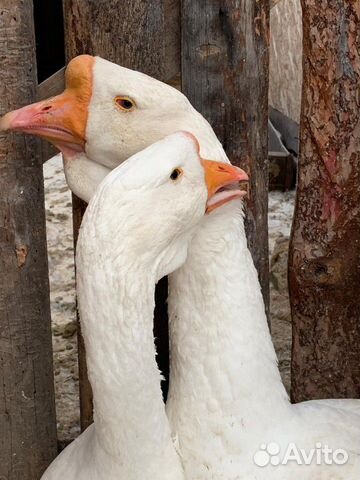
[0,0,359,478]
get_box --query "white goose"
[1,55,359,479]
[38,131,246,479]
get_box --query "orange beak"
[0,55,94,157]
[202,159,249,213]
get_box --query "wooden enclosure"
[0,0,359,478]
[289,0,360,402]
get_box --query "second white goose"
[40,131,246,479]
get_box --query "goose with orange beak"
[0,55,92,157]
[39,132,245,480]
[2,56,359,480]
[0,54,248,204]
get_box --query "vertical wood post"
[62,0,171,429]
[289,0,360,402]
[181,0,270,315]
[0,1,57,478]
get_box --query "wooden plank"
[289,0,360,402]
[37,68,65,164]
[0,1,58,478]
[37,67,65,101]
[181,0,270,316]
[63,0,166,80]
[164,0,181,82]
[62,0,172,429]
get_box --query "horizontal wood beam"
[37,67,65,101]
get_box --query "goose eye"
[115,96,135,111]
[170,168,183,181]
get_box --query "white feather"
[60,56,360,479]
[42,132,210,479]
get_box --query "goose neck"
[77,253,176,467]
[168,204,289,423]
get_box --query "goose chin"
[206,188,247,213]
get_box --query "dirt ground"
[44,154,295,443]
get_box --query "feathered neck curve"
[168,203,288,410]
[166,129,289,459]
[76,210,181,476]
[176,109,285,404]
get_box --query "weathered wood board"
[181,0,270,315]
[289,0,360,401]
[0,1,57,478]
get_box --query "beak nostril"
[41,106,52,112]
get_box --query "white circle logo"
[253,442,280,467]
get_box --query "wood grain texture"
[289,0,360,402]
[37,67,65,101]
[62,0,172,428]
[0,1,57,478]
[269,0,302,122]
[63,0,171,80]
[182,0,270,315]
[270,0,284,8]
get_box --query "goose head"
[82,131,248,280]
[0,55,202,169]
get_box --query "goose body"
[1,55,359,479]
[166,207,360,478]
[42,134,204,479]
[40,131,245,480]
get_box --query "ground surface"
[44,154,295,443]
